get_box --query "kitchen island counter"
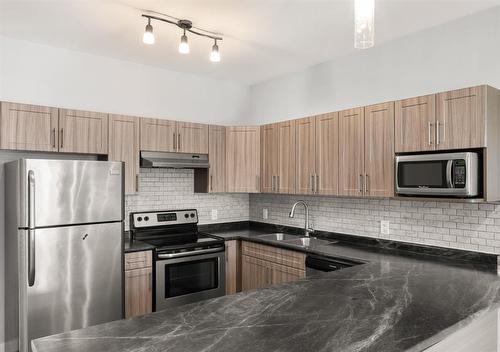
[33,223,500,352]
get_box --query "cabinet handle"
[311,175,314,193]
[51,128,56,148]
[315,174,319,193]
[365,174,369,194]
[178,133,181,150]
[359,174,364,193]
[210,175,213,192]
[136,174,139,192]
[271,175,275,192]
[436,121,441,145]
[277,175,280,192]
[173,133,176,150]
[148,272,152,290]
[60,128,64,148]
[428,122,434,145]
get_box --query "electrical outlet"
[263,208,268,220]
[380,220,390,235]
[211,209,218,220]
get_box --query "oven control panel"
[131,209,198,228]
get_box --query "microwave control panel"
[453,159,466,188]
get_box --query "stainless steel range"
[129,209,225,311]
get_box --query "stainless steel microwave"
[395,152,480,197]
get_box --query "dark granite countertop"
[34,222,500,352]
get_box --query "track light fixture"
[142,14,223,62]
[210,40,220,62]
[143,18,155,45]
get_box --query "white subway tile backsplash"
[249,193,500,255]
[124,168,249,230]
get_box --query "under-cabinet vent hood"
[140,151,209,169]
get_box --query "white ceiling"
[0,0,499,85]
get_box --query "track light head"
[143,18,155,45]
[179,30,190,54]
[210,40,220,62]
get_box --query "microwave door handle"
[446,160,454,188]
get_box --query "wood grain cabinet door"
[225,240,241,295]
[260,123,279,193]
[177,122,209,154]
[339,108,365,196]
[315,112,339,195]
[208,125,226,193]
[0,102,58,152]
[270,262,305,286]
[436,86,486,150]
[109,114,140,195]
[58,109,108,154]
[395,95,436,152]
[364,102,395,197]
[295,117,316,195]
[140,118,176,152]
[125,267,152,318]
[241,255,272,291]
[277,120,296,194]
[225,127,260,193]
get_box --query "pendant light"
[354,0,375,49]
[143,18,155,45]
[210,40,221,62]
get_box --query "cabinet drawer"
[125,251,152,270]
[241,241,305,270]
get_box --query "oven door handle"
[157,246,224,259]
[446,160,454,188]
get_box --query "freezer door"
[18,159,123,227]
[20,222,123,352]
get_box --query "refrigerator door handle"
[28,170,36,286]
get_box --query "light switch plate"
[211,209,218,220]
[263,208,268,220]
[380,220,390,235]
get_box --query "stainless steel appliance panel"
[22,222,123,351]
[155,250,225,311]
[15,159,124,228]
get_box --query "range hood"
[140,151,209,169]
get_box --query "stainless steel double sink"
[257,233,312,247]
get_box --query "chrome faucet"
[289,201,314,237]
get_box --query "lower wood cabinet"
[240,241,305,291]
[124,251,152,319]
[225,240,241,294]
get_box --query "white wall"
[0,36,250,125]
[249,7,500,123]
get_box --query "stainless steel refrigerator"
[4,159,124,352]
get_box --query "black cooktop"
[140,232,224,253]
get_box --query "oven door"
[395,152,478,197]
[155,249,225,311]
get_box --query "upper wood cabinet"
[109,114,140,194]
[177,122,209,154]
[339,103,394,197]
[208,125,226,193]
[396,86,489,153]
[395,94,436,153]
[296,113,339,195]
[0,102,59,152]
[226,126,260,193]
[260,121,296,194]
[140,117,176,152]
[296,117,316,194]
[58,109,108,154]
[436,86,485,150]
[139,118,208,154]
[339,107,365,196]
[364,102,395,197]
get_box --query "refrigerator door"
[20,222,123,352]
[17,159,123,228]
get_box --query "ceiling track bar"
[141,14,223,41]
